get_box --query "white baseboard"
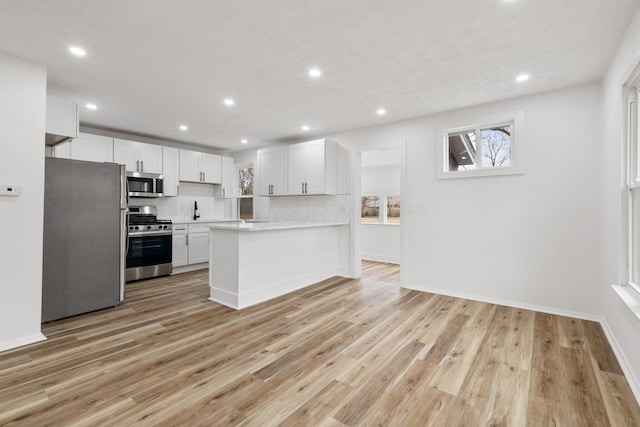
[406,282,640,406]
[211,268,337,310]
[405,283,602,322]
[209,287,239,310]
[0,333,47,353]
[362,254,400,264]
[599,318,640,405]
[172,262,207,275]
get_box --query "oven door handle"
[128,230,173,237]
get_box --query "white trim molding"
[0,333,47,353]
[436,109,525,180]
[600,317,640,405]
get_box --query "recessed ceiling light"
[302,125,310,131]
[69,46,87,57]
[223,98,235,106]
[241,139,248,144]
[516,73,530,82]
[376,108,386,116]
[308,68,322,78]
[179,125,188,131]
[85,103,97,110]
[461,156,468,160]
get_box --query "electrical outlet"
[0,185,20,196]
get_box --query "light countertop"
[207,220,350,232]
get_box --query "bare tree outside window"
[361,196,380,223]
[238,167,254,196]
[387,195,400,224]
[481,125,511,168]
[238,167,254,219]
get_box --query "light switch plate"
[0,185,20,196]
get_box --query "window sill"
[360,222,400,226]
[437,167,524,180]
[611,284,640,322]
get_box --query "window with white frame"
[237,166,253,219]
[361,194,400,224]
[437,110,524,179]
[626,87,640,296]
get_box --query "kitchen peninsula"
[208,220,350,309]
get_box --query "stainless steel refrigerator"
[42,157,128,322]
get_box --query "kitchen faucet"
[193,200,200,220]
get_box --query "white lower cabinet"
[172,223,212,271]
[172,234,188,267]
[188,232,210,264]
[172,225,188,268]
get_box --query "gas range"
[128,206,172,236]
[126,206,173,282]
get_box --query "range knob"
[135,226,140,230]
[147,225,152,230]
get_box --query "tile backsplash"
[130,182,229,222]
[262,195,351,223]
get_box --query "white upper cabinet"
[52,140,71,159]
[45,96,78,145]
[179,149,201,182]
[257,146,288,196]
[113,138,163,174]
[179,149,221,184]
[287,139,337,195]
[201,153,221,184]
[162,146,179,196]
[215,156,235,199]
[69,133,114,163]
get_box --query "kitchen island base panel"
[209,226,342,309]
[209,268,338,309]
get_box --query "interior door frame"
[350,141,407,288]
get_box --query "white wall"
[361,224,401,264]
[0,52,47,350]
[329,82,602,318]
[601,5,640,400]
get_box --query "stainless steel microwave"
[126,171,163,198]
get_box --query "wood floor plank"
[333,340,425,426]
[582,320,624,375]
[595,370,640,427]
[278,380,353,427]
[0,262,638,425]
[560,346,611,426]
[484,365,530,427]
[443,305,513,425]
[359,358,439,425]
[527,312,570,426]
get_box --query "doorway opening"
[357,147,404,286]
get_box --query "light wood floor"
[1,263,639,426]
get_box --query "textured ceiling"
[0,0,637,152]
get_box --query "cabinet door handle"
[186,235,189,245]
[203,172,206,182]
[223,188,225,197]
[177,185,180,195]
[141,160,144,172]
[304,182,308,194]
[136,160,139,171]
[301,182,304,194]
